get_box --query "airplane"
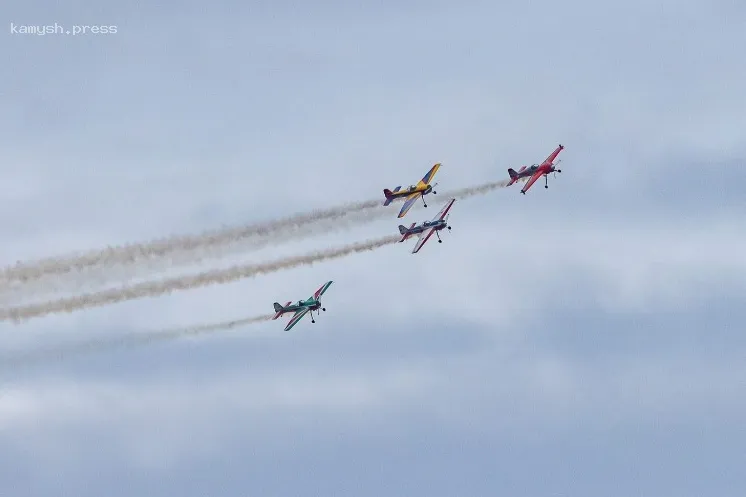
[507,144,564,194]
[272,280,333,331]
[383,163,441,218]
[398,198,455,254]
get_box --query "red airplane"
[507,144,564,194]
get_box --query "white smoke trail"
[0,234,401,322]
[0,179,512,303]
[0,197,384,285]
[447,180,511,197]
[0,313,275,369]
[0,205,397,304]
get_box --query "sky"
[1,0,745,495]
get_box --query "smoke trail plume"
[0,205,399,304]
[447,180,511,197]
[0,180,510,289]
[0,179,513,304]
[0,197,384,285]
[0,234,400,322]
[1,314,275,369]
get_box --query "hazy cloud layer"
[1,0,744,495]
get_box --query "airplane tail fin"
[507,168,518,186]
[398,222,416,242]
[383,186,401,206]
[272,301,292,320]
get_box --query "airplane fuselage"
[517,165,539,178]
[386,184,433,200]
[281,298,320,312]
[509,164,558,183]
[517,163,559,179]
[404,219,446,235]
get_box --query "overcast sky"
[1,0,745,496]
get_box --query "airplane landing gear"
[322,307,326,311]
[447,226,452,231]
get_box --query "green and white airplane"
[272,280,333,331]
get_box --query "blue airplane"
[397,198,455,253]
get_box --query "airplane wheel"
[545,185,548,188]
[438,240,442,243]
[433,191,437,194]
[322,308,326,311]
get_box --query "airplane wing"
[284,307,310,331]
[311,280,333,300]
[411,227,436,253]
[397,192,420,218]
[541,144,564,166]
[430,198,455,222]
[521,171,542,193]
[415,163,441,188]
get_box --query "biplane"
[507,144,564,194]
[383,163,441,218]
[272,280,333,331]
[398,198,455,254]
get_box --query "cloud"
[1,0,745,495]
[0,361,439,470]
[1,300,743,497]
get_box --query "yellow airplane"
[382,163,441,218]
